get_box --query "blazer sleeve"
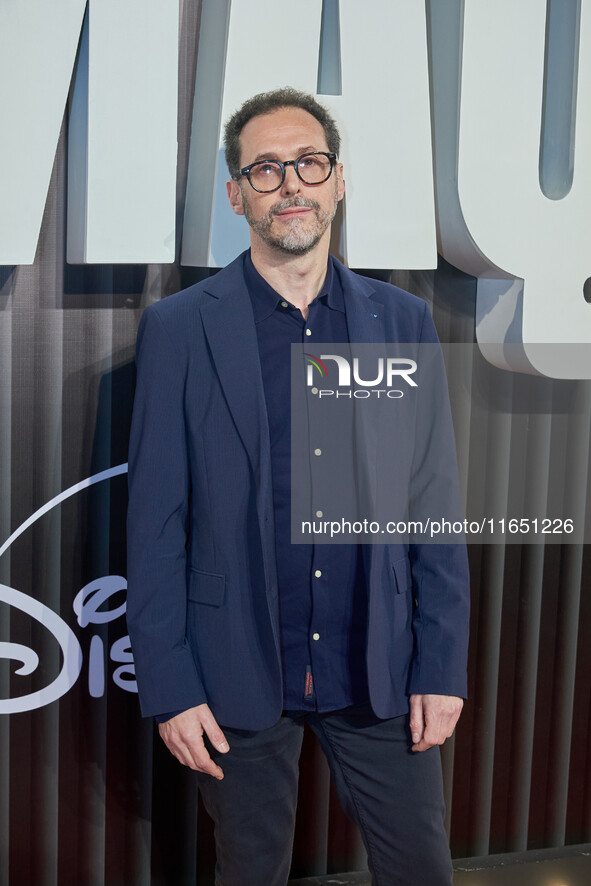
[407,302,470,698]
[126,306,207,717]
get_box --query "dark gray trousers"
[197,704,453,886]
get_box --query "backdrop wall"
[1,2,590,884]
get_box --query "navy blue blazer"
[126,252,470,729]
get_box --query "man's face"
[226,107,344,256]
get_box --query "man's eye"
[259,163,278,175]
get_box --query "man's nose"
[279,162,301,196]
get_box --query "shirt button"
[305,328,312,336]
[311,387,318,395]
[314,448,322,456]
[312,632,320,641]
[280,300,288,308]
[314,569,322,578]
[315,510,323,518]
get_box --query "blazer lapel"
[199,256,279,639]
[335,260,386,344]
[334,262,387,573]
[199,256,270,486]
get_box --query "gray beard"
[241,190,338,256]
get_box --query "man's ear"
[227,179,245,216]
[336,163,345,203]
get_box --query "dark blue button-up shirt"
[245,251,368,711]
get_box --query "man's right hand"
[158,703,230,779]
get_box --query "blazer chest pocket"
[391,557,412,595]
[187,568,226,607]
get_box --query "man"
[127,87,470,886]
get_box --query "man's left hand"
[409,693,463,752]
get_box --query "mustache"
[270,197,320,215]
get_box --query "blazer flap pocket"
[391,557,412,594]
[188,568,225,607]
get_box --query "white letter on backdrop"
[181,0,436,269]
[0,1,179,266]
[0,0,87,265]
[67,0,179,263]
[430,0,591,378]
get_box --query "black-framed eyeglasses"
[238,151,337,193]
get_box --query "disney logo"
[0,465,135,714]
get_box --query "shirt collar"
[244,250,343,322]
